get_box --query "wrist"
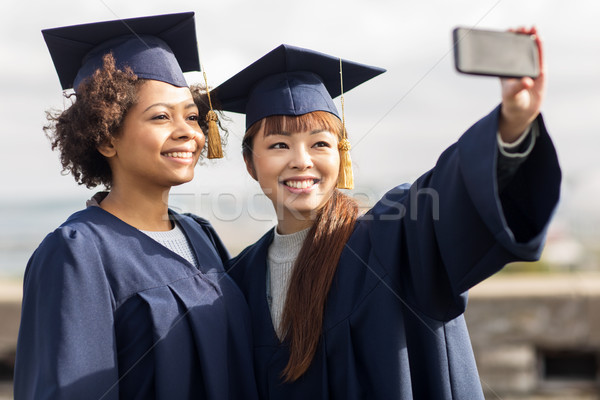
[499,107,537,143]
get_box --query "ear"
[97,138,117,158]
[243,154,257,181]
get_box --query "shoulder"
[38,207,105,250]
[35,207,117,255]
[361,183,412,220]
[24,208,108,287]
[227,229,274,282]
[177,211,218,238]
[176,211,231,264]
[179,211,211,227]
[231,228,274,263]
[178,210,217,234]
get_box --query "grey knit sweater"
[267,227,310,339]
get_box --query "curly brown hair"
[45,53,225,189]
[189,83,228,153]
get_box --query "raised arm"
[366,28,560,321]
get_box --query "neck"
[100,184,172,231]
[276,211,315,235]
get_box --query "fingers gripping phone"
[452,27,540,78]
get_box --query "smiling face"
[99,80,205,192]
[244,112,342,227]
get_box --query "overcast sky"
[1,0,599,247]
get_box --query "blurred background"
[1,0,599,398]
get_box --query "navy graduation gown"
[15,206,258,400]
[227,106,561,399]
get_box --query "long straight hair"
[243,111,359,381]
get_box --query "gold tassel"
[206,110,223,159]
[337,136,353,189]
[200,53,223,159]
[336,58,354,189]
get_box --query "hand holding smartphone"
[452,27,540,78]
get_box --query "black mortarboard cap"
[42,12,200,91]
[214,44,386,129]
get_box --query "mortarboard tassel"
[337,58,353,189]
[202,58,223,159]
[206,109,223,159]
[337,136,353,189]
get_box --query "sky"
[0,0,599,258]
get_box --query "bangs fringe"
[257,111,342,138]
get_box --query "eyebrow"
[143,102,198,113]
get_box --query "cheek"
[323,151,341,177]
[333,152,341,170]
[252,156,273,183]
[131,135,159,155]
[196,132,206,149]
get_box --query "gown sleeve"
[496,122,537,192]
[366,105,561,321]
[14,226,119,400]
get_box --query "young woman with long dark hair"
[216,33,560,399]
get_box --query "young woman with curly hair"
[14,13,257,400]
[215,35,561,399]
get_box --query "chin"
[169,175,194,186]
[284,203,321,220]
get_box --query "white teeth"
[164,152,193,158]
[285,179,315,189]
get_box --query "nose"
[289,145,313,170]
[172,116,201,141]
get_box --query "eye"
[151,114,169,121]
[187,114,199,122]
[269,142,289,149]
[313,141,331,148]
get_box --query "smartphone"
[452,27,540,78]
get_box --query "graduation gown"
[227,106,561,399]
[15,206,258,400]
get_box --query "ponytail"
[280,190,358,381]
